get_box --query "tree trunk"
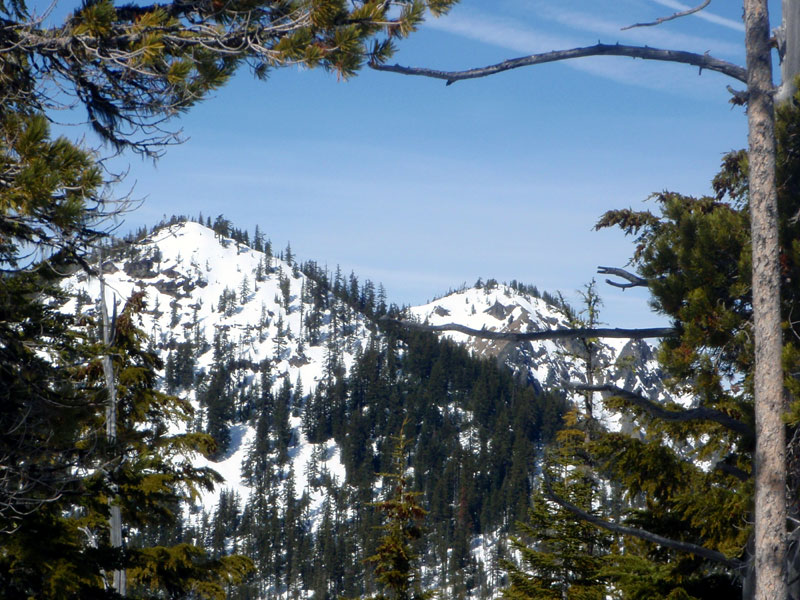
[778,0,800,102]
[744,1,786,599]
[100,268,126,596]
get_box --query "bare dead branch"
[621,0,712,30]
[370,43,747,84]
[566,382,753,437]
[727,85,750,105]
[381,317,675,341]
[597,265,648,289]
[542,475,746,571]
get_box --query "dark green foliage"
[0,112,107,540]
[1,288,254,598]
[162,245,565,598]
[1,1,457,157]
[165,340,197,392]
[502,465,611,599]
[300,328,564,598]
[217,286,238,317]
[127,543,253,600]
[502,285,614,600]
[197,327,239,458]
[365,420,431,600]
[279,270,292,311]
[505,85,800,600]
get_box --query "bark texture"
[100,274,126,596]
[744,1,787,599]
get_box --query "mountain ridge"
[63,218,672,599]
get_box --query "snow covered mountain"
[62,219,672,599]
[409,282,674,426]
[66,220,368,503]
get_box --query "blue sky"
[101,0,769,327]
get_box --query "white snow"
[61,220,678,600]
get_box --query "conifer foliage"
[0,0,457,157]
[0,115,107,530]
[502,454,611,600]
[1,286,254,597]
[366,418,430,600]
[502,283,613,600]
[502,87,800,600]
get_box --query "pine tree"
[365,418,432,600]
[0,110,110,587]
[501,424,612,600]
[1,289,254,597]
[253,225,264,253]
[279,270,292,312]
[240,275,250,304]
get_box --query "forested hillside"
[60,218,573,598]
[56,216,672,599]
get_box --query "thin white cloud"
[426,12,576,56]
[531,4,741,58]
[650,0,745,31]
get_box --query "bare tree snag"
[99,268,126,596]
[371,43,747,85]
[744,1,787,598]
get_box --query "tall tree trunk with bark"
[744,2,786,600]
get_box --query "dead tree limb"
[381,317,675,342]
[567,382,753,437]
[542,475,746,571]
[99,258,126,596]
[370,43,746,85]
[597,266,649,289]
[621,0,712,30]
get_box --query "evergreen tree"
[240,275,250,304]
[199,329,236,458]
[1,290,253,597]
[501,424,612,600]
[253,225,264,253]
[365,418,432,600]
[279,270,292,312]
[500,90,800,600]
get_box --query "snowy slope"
[64,221,359,510]
[64,220,674,507]
[409,283,674,430]
[61,220,677,599]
